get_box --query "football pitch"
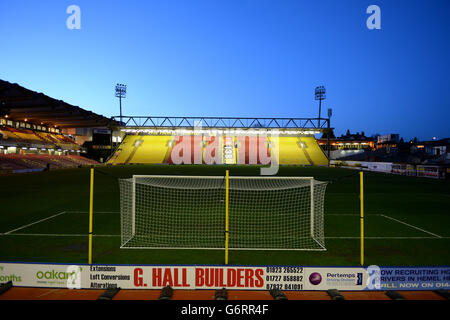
[0,165,449,266]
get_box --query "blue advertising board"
[366,266,450,290]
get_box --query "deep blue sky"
[1,0,449,140]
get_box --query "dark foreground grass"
[0,164,449,266]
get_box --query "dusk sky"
[1,0,449,141]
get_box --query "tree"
[321,129,336,139]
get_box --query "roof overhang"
[0,79,118,128]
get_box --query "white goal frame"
[121,175,326,251]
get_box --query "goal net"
[119,175,328,251]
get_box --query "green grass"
[0,164,449,266]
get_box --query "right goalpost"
[118,173,328,252]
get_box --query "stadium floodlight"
[115,83,127,124]
[118,175,328,252]
[315,86,326,127]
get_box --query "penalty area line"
[3,211,68,235]
[379,214,442,238]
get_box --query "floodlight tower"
[115,83,127,124]
[327,108,332,163]
[315,86,326,127]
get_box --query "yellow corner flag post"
[225,170,230,265]
[360,171,364,266]
[88,166,94,264]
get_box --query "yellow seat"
[108,135,328,166]
[108,135,173,164]
[277,136,328,165]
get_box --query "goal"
[118,175,328,251]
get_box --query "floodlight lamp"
[315,86,326,100]
[115,83,127,98]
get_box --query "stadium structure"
[107,116,332,166]
[1,80,449,302]
[0,80,115,172]
[1,79,334,171]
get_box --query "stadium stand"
[0,124,100,173]
[0,79,118,172]
[107,134,329,166]
[0,123,99,173]
[236,136,270,164]
[131,135,173,164]
[278,136,328,165]
[0,126,80,150]
[1,127,43,144]
[0,154,99,172]
[0,155,29,171]
[108,135,172,164]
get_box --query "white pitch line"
[65,211,120,214]
[379,214,442,238]
[1,233,448,240]
[3,211,68,235]
[326,236,450,239]
[325,213,383,216]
